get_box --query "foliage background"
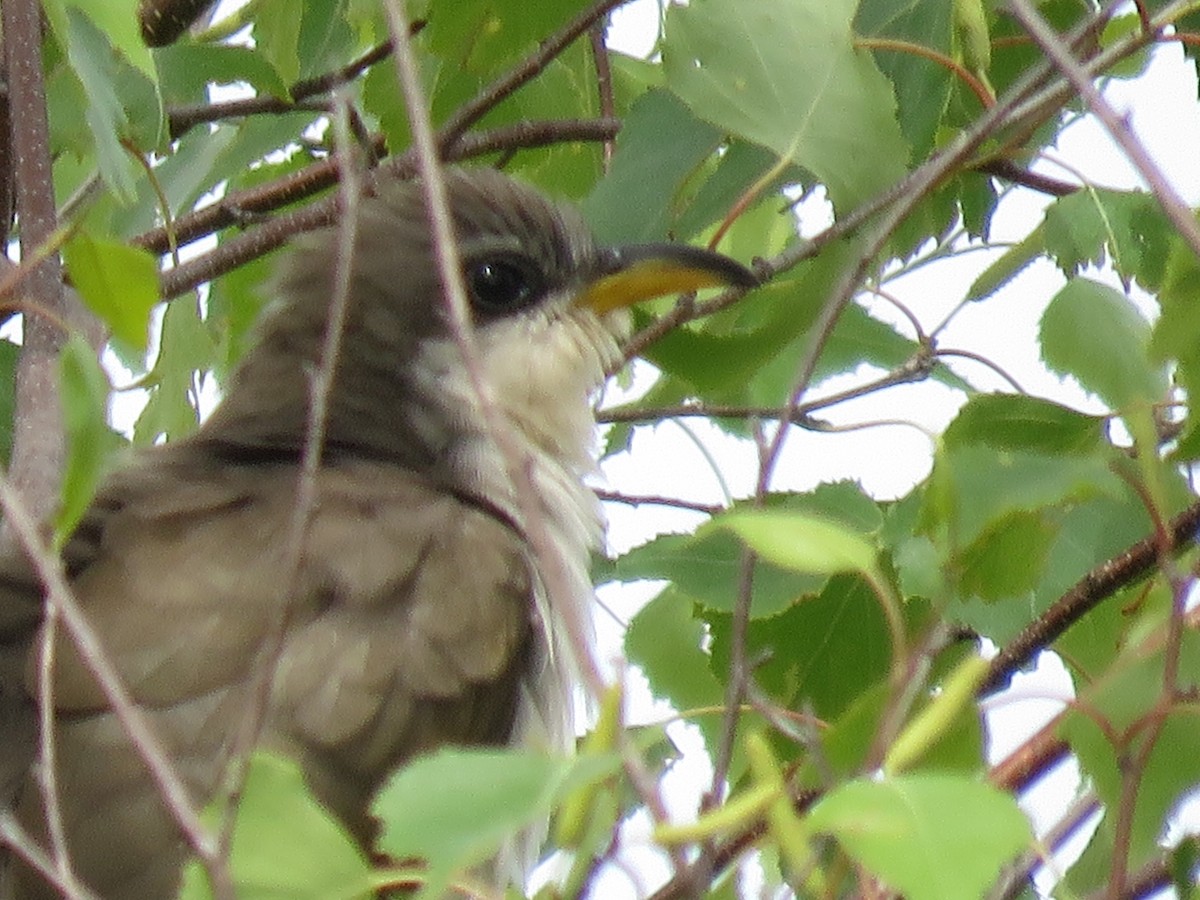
[1,0,1199,897]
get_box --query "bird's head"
[203,168,756,476]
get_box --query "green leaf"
[60,7,139,201]
[706,574,896,721]
[855,0,955,162]
[44,0,155,82]
[253,0,304,86]
[373,748,572,882]
[178,753,371,900]
[942,393,1106,455]
[133,297,215,444]
[0,341,19,468]
[156,44,292,105]
[674,141,797,243]
[1039,277,1165,410]
[663,0,909,211]
[808,775,1031,900]
[424,0,593,72]
[1151,235,1200,458]
[63,233,159,350]
[922,444,1123,550]
[599,485,883,618]
[955,510,1055,601]
[55,335,121,542]
[625,587,724,753]
[705,509,879,579]
[965,222,1046,303]
[582,90,723,243]
[1042,189,1172,290]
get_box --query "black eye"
[466,253,547,316]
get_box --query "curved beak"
[579,243,757,315]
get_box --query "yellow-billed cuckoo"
[0,167,754,899]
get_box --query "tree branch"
[981,498,1200,695]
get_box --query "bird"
[0,166,755,899]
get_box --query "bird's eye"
[465,253,547,316]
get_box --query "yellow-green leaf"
[64,233,159,351]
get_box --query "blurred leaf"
[425,0,592,72]
[663,0,909,211]
[133,296,215,444]
[1151,235,1200,459]
[855,0,955,162]
[625,587,724,752]
[922,444,1124,551]
[178,753,371,900]
[674,141,797,243]
[707,573,894,721]
[582,90,722,243]
[55,335,121,542]
[966,222,1046,303]
[0,342,18,468]
[706,508,879,579]
[808,774,1031,900]
[253,0,304,85]
[1042,189,1172,290]
[942,393,1106,454]
[956,510,1055,601]
[63,233,159,350]
[44,0,155,82]
[1040,277,1166,411]
[374,747,580,891]
[156,44,292,105]
[59,8,141,201]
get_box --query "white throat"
[406,305,630,749]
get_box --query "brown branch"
[1103,835,1200,900]
[588,20,616,171]
[973,157,1078,197]
[980,498,1200,696]
[167,35,412,139]
[593,489,723,517]
[168,97,329,140]
[2,0,72,527]
[989,714,1071,794]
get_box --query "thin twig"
[593,489,723,517]
[598,352,938,428]
[588,20,616,171]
